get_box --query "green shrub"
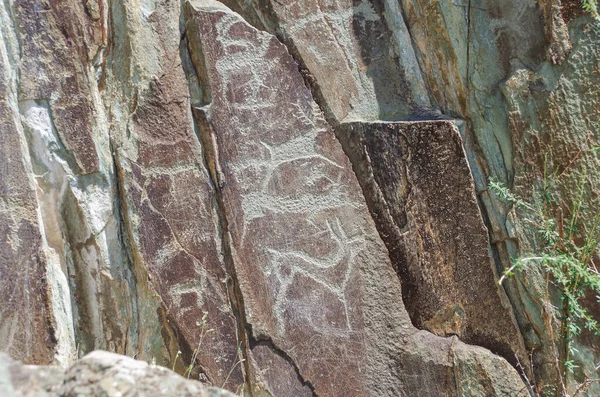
[582,0,599,19]
[490,169,600,395]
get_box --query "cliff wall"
[1,0,598,395]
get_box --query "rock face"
[0,351,236,397]
[109,0,243,387]
[0,34,57,366]
[184,4,527,395]
[220,0,434,122]
[397,1,600,392]
[337,121,527,367]
[0,0,599,395]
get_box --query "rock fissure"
[111,142,179,366]
[248,333,318,397]
[110,141,142,353]
[191,107,257,393]
[192,0,531,376]
[179,9,256,389]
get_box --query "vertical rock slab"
[0,16,57,364]
[337,121,528,368]
[3,0,168,366]
[115,150,242,387]
[13,0,106,174]
[185,4,382,393]
[500,19,600,393]
[184,2,528,395]
[397,0,468,115]
[0,99,56,367]
[221,0,432,121]
[105,0,243,388]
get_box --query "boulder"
[0,351,236,397]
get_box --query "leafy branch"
[490,171,600,395]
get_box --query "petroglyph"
[184,6,529,395]
[265,217,365,335]
[1,0,551,394]
[220,0,431,121]
[185,2,386,394]
[106,0,243,384]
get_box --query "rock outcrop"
[0,350,236,397]
[1,0,598,395]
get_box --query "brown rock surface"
[2,0,596,394]
[1,0,174,368]
[108,0,243,388]
[337,121,528,368]
[220,0,433,122]
[13,0,104,174]
[184,2,528,395]
[0,40,57,365]
[185,3,390,393]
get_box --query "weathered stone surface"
[1,0,598,394]
[1,353,64,396]
[399,0,600,391]
[0,351,237,397]
[500,17,600,394]
[13,0,104,174]
[106,0,243,389]
[184,2,527,395]
[0,23,57,365]
[400,331,529,397]
[337,120,527,368]
[537,0,572,64]
[221,0,433,122]
[0,0,172,368]
[185,3,386,394]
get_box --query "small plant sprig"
[184,311,214,379]
[582,0,599,20]
[490,169,600,395]
[222,342,245,389]
[172,350,181,371]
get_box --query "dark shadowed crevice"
[110,141,178,367]
[189,105,257,395]
[178,13,255,391]
[333,122,417,301]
